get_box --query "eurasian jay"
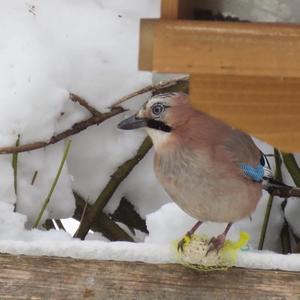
[118,92,273,252]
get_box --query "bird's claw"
[177,233,192,253]
[206,234,226,256]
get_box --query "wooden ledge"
[1,253,300,299]
[139,20,300,78]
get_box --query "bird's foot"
[177,233,192,253]
[206,233,226,256]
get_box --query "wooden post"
[161,0,195,19]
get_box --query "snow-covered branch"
[111,75,189,108]
[0,104,124,154]
[69,93,102,116]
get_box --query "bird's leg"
[206,222,233,255]
[177,221,203,252]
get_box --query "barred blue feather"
[239,163,264,182]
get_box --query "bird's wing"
[222,129,265,182]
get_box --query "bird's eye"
[151,103,165,115]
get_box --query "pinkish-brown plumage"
[118,92,264,251]
[146,93,262,223]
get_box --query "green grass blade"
[282,153,300,187]
[32,140,72,228]
[258,148,282,250]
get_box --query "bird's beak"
[118,114,148,130]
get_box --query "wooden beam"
[1,254,300,299]
[190,74,300,152]
[139,20,300,78]
[161,0,195,19]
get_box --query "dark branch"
[43,219,56,230]
[0,77,189,155]
[0,106,124,154]
[69,93,101,116]
[264,185,300,198]
[54,219,66,231]
[73,192,134,242]
[74,136,153,240]
[110,197,148,234]
[111,76,189,108]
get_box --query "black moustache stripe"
[147,119,173,132]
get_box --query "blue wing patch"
[239,163,264,182]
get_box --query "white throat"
[145,128,171,150]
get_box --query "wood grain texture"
[190,74,300,152]
[139,20,300,78]
[140,1,194,69]
[0,253,300,299]
[161,0,195,19]
[139,19,154,70]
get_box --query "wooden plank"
[190,74,300,152]
[139,20,300,78]
[1,254,300,299]
[161,0,195,19]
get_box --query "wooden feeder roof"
[139,0,300,152]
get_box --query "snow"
[1,236,300,271]
[146,203,241,245]
[17,143,75,227]
[0,0,161,228]
[0,0,299,273]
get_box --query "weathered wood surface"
[190,74,300,152]
[0,253,300,299]
[139,20,300,78]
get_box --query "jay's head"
[118,92,190,146]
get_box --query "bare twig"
[110,197,148,234]
[263,151,300,198]
[280,219,292,254]
[0,107,124,154]
[265,185,300,198]
[31,171,38,185]
[265,153,300,197]
[74,136,153,240]
[43,219,56,230]
[73,192,133,242]
[69,93,101,116]
[12,135,20,193]
[0,78,188,155]
[54,219,66,231]
[111,75,189,108]
[280,200,292,254]
[79,198,89,225]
